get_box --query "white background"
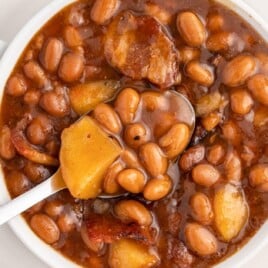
[0,0,267,267]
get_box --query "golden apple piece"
[70,80,120,115]
[60,116,122,199]
[214,184,249,242]
[108,239,159,268]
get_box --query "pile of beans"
[92,88,193,200]
[1,0,268,267]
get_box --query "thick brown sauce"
[1,0,268,267]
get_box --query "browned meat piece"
[169,239,195,268]
[104,11,180,88]
[83,214,155,245]
[158,235,195,268]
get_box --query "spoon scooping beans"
[0,89,195,225]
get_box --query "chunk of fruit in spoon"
[60,116,122,199]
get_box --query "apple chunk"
[70,80,120,115]
[60,116,121,199]
[214,184,249,241]
[108,239,159,268]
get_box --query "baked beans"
[1,0,268,267]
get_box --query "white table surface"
[0,0,268,267]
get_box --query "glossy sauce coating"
[1,0,268,267]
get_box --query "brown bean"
[39,87,70,117]
[207,12,224,32]
[249,164,268,192]
[30,213,60,244]
[179,144,205,172]
[6,75,27,97]
[103,162,124,194]
[120,149,142,169]
[93,103,122,134]
[115,88,140,125]
[24,90,41,105]
[254,106,268,127]
[222,54,257,87]
[124,123,149,149]
[143,175,172,201]
[117,169,146,194]
[58,52,84,82]
[206,32,237,52]
[221,120,241,146]
[114,200,152,226]
[27,201,46,215]
[230,88,253,114]
[63,25,82,47]
[0,125,16,160]
[26,115,52,146]
[40,38,64,72]
[154,112,176,139]
[206,143,226,165]
[90,0,120,25]
[6,170,31,197]
[57,213,76,233]
[179,47,201,63]
[23,161,50,183]
[177,11,206,47]
[139,143,168,177]
[26,122,46,145]
[192,164,220,187]
[201,112,221,131]
[248,74,268,106]
[190,193,213,225]
[23,61,47,88]
[224,150,242,184]
[141,91,163,111]
[159,123,190,159]
[44,200,64,218]
[186,61,214,86]
[185,223,218,256]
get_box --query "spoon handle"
[0,169,65,225]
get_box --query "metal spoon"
[0,91,195,225]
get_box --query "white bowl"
[0,0,268,267]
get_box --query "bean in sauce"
[1,0,268,267]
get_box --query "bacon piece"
[11,115,59,166]
[84,214,154,245]
[169,239,195,268]
[104,11,180,88]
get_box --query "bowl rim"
[0,0,268,267]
